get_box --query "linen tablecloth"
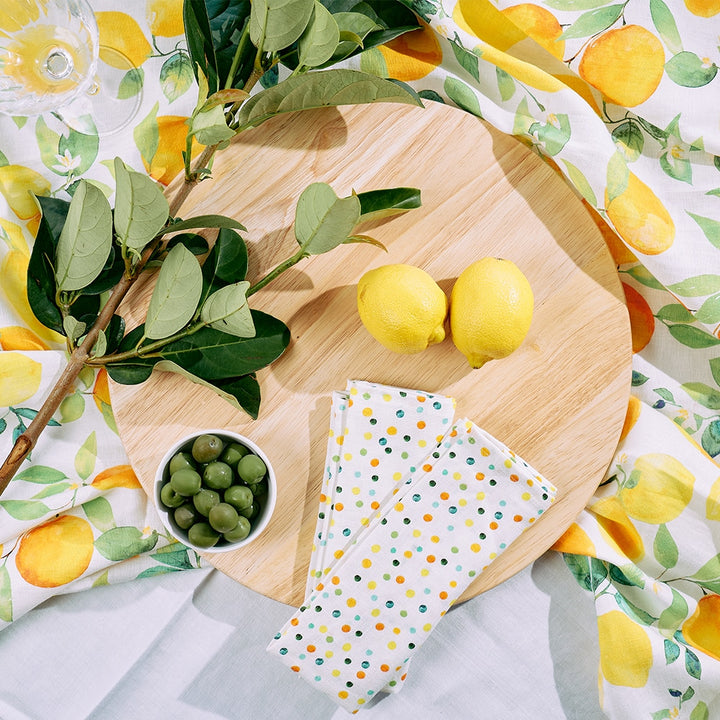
[1,1,719,717]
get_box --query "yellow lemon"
[605,172,675,255]
[454,0,526,51]
[597,610,652,687]
[16,515,94,587]
[95,11,152,69]
[579,25,664,107]
[706,476,720,521]
[619,395,642,444]
[551,521,596,556]
[0,0,45,32]
[619,453,695,524]
[377,19,443,82]
[357,264,447,354]
[450,257,533,369]
[0,165,50,224]
[91,464,142,490]
[684,0,720,15]
[582,199,637,265]
[0,326,50,351]
[590,495,645,561]
[0,352,42,406]
[500,4,565,61]
[683,594,720,660]
[147,0,185,37]
[143,115,201,186]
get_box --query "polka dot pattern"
[268,403,556,714]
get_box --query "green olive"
[224,484,253,511]
[224,516,251,543]
[187,521,220,548]
[170,467,202,496]
[169,451,195,475]
[192,434,225,463]
[203,461,233,490]
[220,442,250,468]
[160,482,185,508]
[249,479,268,497]
[174,503,200,530]
[193,488,221,516]
[238,502,258,519]
[237,453,267,484]
[208,502,239,533]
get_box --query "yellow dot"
[392,471,402,481]
[342,642,352,651]
[476,492,486,500]
[358,699,366,705]
[522,492,531,501]
[387,641,397,650]
[404,550,413,558]
[395,502,404,512]
[423,623,432,632]
[453,471,462,480]
[364,432,372,440]
[347,598,357,607]
[371,608,380,617]
[504,459,513,468]
[350,387,358,395]
[421,568,430,576]
[336,436,344,445]
[471,543,481,552]
[489,552,497,559]
[352,486,360,495]
[338,690,348,699]
[406,589,415,597]
[387,426,397,435]
[319,625,327,633]
[362,558,372,568]
[332,669,341,677]
[343,453,352,461]
[368,580,377,589]
[418,439,427,447]
[361,517,369,526]
[413,529,421,538]
[334,550,344,559]
[382,393,392,401]
[459,498,467,506]
[465,518,473,526]
[431,535,440,543]
[326,650,333,658]
[362,407,372,416]
[371,544,381,553]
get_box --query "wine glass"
[0,0,141,135]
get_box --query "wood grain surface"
[110,100,632,606]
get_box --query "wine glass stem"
[44,48,74,81]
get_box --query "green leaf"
[151,545,195,569]
[665,52,718,88]
[113,157,170,252]
[450,35,480,81]
[562,553,608,592]
[59,126,98,177]
[155,361,262,419]
[711,356,720,387]
[63,316,86,342]
[622,264,665,290]
[31,482,72,499]
[356,187,421,222]
[165,214,246,234]
[158,311,290,379]
[668,274,720,296]
[235,68,422,130]
[145,244,203,340]
[668,324,720,348]
[295,183,361,255]
[249,0,315,52]
[200,281,255,337]
[687,211,720,250]
[118,67,144,99]
[560,4,624,40]
[658,588,688,636]
[188,104,235,145]
[609,563,646,587]
[632,370,649,386]
[656,303,695,323]
[35,116,62,175]
[183,0,219,93]
[444,76,482,117]
[606,151,629,205]
[133,102,160,170]
[681,382,720,409]
[660,149,692,184]
[54,181,113,292]
[654,387,675,403]
[562,159,597,206]
[59,390,85,423]
[94,527,159,561]
[614,590,657,625]
[14,465,67,484]
[75,431,97,480]
[164,232,210,257]
[327,11,382,63]
[529,114,571,156]
[690,552,720,582]
[691,701,710,720]
[0,500,51,520]
[650,0,683,54]
[685,647,702,679]
[82,496,116,532]
[496,66,515,102]
[695,293,720,324]
[297,2,340,68]
[0,565,11,622]
[612,120,644,162]
[664,638,681,664]
[160,53,194,103]
[653,523,678,569]
[200,227,249,297]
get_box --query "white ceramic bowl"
[154,429,277,553]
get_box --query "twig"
[0,149,212,494]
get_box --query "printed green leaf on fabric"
[94,527,159,561]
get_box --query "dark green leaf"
[158,311,290,379]
[104,314,126,355]
[449,35,480,81]
[562,553,608,592]
[685,647,702,679]
[702,419,720,457]
[665,52,718,88]
[106,360,156,385]
[151,546,195,569]
[165,232,210,257]
[207,0,254,90]
[614,591,657,625]
[184,0,219,93]
[632,370,649,386]
[356,187,421,222]
[235,68,422,131]
[94,527,159,561]
[608,563,645,587]
[612,120,644,161]
[79,244,125,295]
[27,205,64,334]
[165,214,246,233]
[200,227,249,310]
[664,638,681,664]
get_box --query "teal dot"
[396,410,405,418]
[499,500,507,506]
[433,401,441,409]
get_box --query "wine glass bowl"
[0,0,99,117]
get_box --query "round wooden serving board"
[110,101,631,607]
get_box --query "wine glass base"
[56,45,142,137]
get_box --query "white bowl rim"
[154,428,277,553]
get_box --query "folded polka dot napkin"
[268,393,557,714]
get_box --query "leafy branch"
[0,0,425,493]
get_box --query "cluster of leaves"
[28,157,420,418]
[181,0,423,172]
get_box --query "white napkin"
[269,411,556,713]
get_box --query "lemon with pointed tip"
[450,257,533,369]
[357,264,447,354]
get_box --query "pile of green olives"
[158,433,269,549]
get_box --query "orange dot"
[342,624,351,632]
[380,664,390,672]
[370,458,380,467]
[423,513,433,522]
[440,492,449,500]
[514,514,523,522]
[449,429,457,437]
[481,447,491,456]
[357,671,366,679]
[417,420,426,429]
[417,395,426,402]
[316,583,324,591]
[510,474,519,482]
[427,554,436,563]
[291,618,299,626]
[439,590,448,599]
[401,673,408,681]
[319,493,327,502]
[307,644,316,652]
[476,472,485,481]
[422,463,433,472]
[376,622,385,631]
[393,627,401,634]
[335,503,344,511]
[332,575,341,585]
[623,281,655,353]
[291,665,300,672]
[490,521,499,530]
[371,501,380,509]
[396,576,405,584]
[338,690,349,699]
